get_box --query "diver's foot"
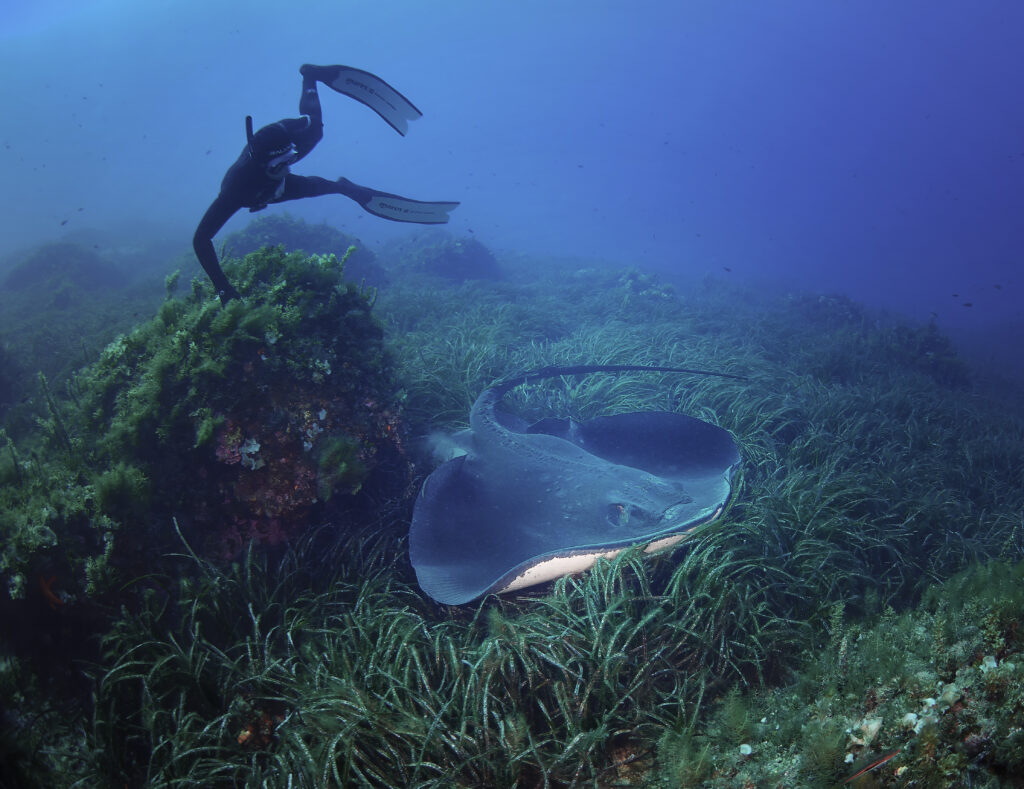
[336,176,373,204]
[300,64,336,82]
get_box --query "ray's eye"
[607,502,630,527]
[607,502,660,527]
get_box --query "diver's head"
[247,120,297,177]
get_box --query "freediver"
[193,64,459,302]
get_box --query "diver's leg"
[274,174,343,201]
[273,175,382,205]
[299,64,339,86]
[287,68,325,161]
[298,68,323,123]
[274,174,458,224]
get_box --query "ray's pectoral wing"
[409,453,538,606]
[410,409,740,606]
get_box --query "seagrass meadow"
[1,226,1023,788]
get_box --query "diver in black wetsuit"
[193,64,459,302]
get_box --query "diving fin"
[307,64,423,135]
[337,177,458,224]
[362,193,460,224]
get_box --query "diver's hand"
[217,284,242,304]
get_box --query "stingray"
[409,364,743,605]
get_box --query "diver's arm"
[193,194,242,302]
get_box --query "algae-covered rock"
[1,242,124,294]
[1,246,413,601]
[0,240,168,425]
[223,213,387,288]
[0,341,20,412]
[393,231,502,281]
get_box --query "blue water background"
[1,0,1021,374]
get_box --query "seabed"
[1,218,1023,787]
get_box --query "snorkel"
[245,114,255,156]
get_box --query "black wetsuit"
[193,72,369,301]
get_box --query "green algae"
[646,559,1024,787]
[315,434,368,498]
[0,245,393,602]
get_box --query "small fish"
[962,302,973,307]
[39,575,65,610]
[843,749,901,783]
[60,219,68,226]
[723,266,732,272]
[994,284,1002,290]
